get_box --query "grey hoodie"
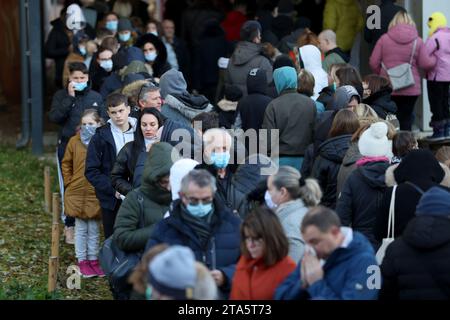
[159,68,188,99]
[108,117,138,155]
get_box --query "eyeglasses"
[245,237,263,245]
[138,80,159,101]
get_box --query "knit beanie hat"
[170,159,199,200]
[273,54,295,71]
[240,20,262,42]
[358,122,391,157]
[159,68,188,99]
[427,12,447,37]
[331,85,361,110]
[224,84,243,102]
[118,18,133,32]
[416,186,450,218]
[147,245,196,299]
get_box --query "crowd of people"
[46,0,450,300]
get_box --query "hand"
[210,270,225,287]
[302,252,324,287]
[115,191,122,199]
[68,82,76,97]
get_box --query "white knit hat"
[358,122,391,157]
[170,158,199,200]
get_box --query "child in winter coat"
[62,109,104,278]
[419,12,450,140]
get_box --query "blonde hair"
[271,166,322,206]
[436,146,450,168]
[389,11,416,30]
[352,103,379,125]
[193,262,218,300]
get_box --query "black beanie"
[240,20,262,42]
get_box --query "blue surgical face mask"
[79,46,87,56]
[80,124,97,145]
[186,202,213,218]
[145,52,158,62]
[210,152,230,169]
[264,190,277,209]
[100,59,113,71]
[149,31,158,37]
[73,81,88,91]
[119,32,131,43]
[106,20,118,32]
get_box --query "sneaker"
[89,260,105,277]
[64,226,75,245]
[78,260,97,278]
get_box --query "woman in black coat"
[111,108,165,196]
[311,109,360,209]
[362,74,397,120]
[380,186,450,300]
[374,149,450,243]
[134,33,171,80]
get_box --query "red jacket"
[230,255,296,300]
[221,11,247,42]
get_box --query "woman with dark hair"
[362,74,397,120]
[230,206,296,300]
[312,109,360,208]
[335,65,364,98]
[135,33,171,80]
[111,107,165,196]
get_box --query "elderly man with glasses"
[145,169,241,299]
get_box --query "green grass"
[0,146,112,300]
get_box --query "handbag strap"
[409,39,418,65]
[387,185,397,239]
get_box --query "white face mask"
[264,190,277,209]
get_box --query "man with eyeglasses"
[145,169,241,298]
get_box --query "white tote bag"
[376,185,397,265]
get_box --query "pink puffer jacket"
[369,24,423,96]
[419,27,450,82]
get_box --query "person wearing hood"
[318,30,350,73]
[216,84,242,129]
[111,107,165,197]
[311,109,360,209]
[234,68,273,148]
[380,186,450,300]
[99,46,148,99]
[85,93,138,239]
[275,206,379,300]
[145,169,241,298]
[374,149,450,245]
[262,66,316,171]
[364,0,405,53]
[419,12,450,140]
[159,69,214,127]
[267,166,322,263]
[369,11,423,131]
[322,0,364,54]
[226,20,273,96]
[298,45,329,99]
[113,142,178,253]
[135,33,171,81]
[362,74,397,120]
[49,62,105,164]
[336,121,392,248]
[61,109,104,278]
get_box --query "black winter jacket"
[362,87,397,120]
[312,135,352,208]
[336,161,390,248]
[380,215,450,300]
[48,88,105,144]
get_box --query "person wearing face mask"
[230,207,296,300]
[62,31,92,87]
[145,169,241,299]
[135,33,171,80]
[117,18,136,50]
[266,166,322,263]
[90,46,114,91]
[111,108,165,196]
[61,109,105,278]
[104,12,120,36]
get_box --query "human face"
[204,134,231,161]
[318,36,329,53]
[302,225,341,260]
[180,182,214,207]
[244,228,264,260]
[162,20,175,39]
[141,90,162,110]
[157,175,171,191]
[106,14,118,24]
[267,175,287,206]
[143,42,157,56]
[69,71,88,84]
[81,114,98,127]
[146,23,159,35]
[107,103,130,127]
[97,49,113,64]
[141,114,159,139]
[347,97,359,109]
[362,82,371,99]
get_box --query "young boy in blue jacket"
[85,93,137,239]
[275,206,379,300]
